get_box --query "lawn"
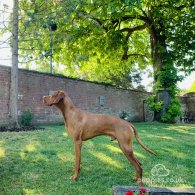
[0,122,194,195]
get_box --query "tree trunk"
[9,0,19,128]
[154,89,171,121]
[150,19,171,121]
[152,49,171,121]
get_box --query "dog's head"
[43,90,66,106]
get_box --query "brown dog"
[43,90,156,186]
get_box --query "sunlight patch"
[176,184,194,188]
[20,151,26,159]
[24,141,41,153]
[0,148,5,158]
[103,144,122,153]
[90,151,123,169]
[166,125,195,131]
[63,132,68,137]
[23,188,43,195]
[134,152,146,158]
[57,152,74,162]
[166,149,185,158]
[165,126,195,136]
[26,144,36,152]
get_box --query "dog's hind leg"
[134,157,142,166]
[118,139,143,186]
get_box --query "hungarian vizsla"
[43,90,156,186]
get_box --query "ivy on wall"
[148,58,183,123]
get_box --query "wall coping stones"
[182,92,195,97]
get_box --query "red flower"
[140,188,147,193]
[126,190,134,195]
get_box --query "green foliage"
[12,0,152,88]
[2,0,192,89]
[148,60,183,122]
[158,63,182,122]
[14,0,194,75]
[161,98,182,123]
[157,61,183,95]
[147,96,163,112]
[20,109,33,126]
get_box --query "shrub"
[147,95,163,112]
[119,111,131,122]
[20,109,33,126]
[161,98,182,123]
[147,61,183,123]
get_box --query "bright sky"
[177,72,195,90]
[0,0,194,91]
[140,69,195,91]
[0,0,12,66]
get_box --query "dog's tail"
[131,124,156,156]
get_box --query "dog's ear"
[53,90,66,104]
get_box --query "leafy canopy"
[16,0,195,89]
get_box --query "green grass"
[0,122,195,195]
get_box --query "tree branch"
[113,15,151,25]
[120,23,147,33]
[92,17,108,32]
[122,53,147,61]
[121,23,147,61]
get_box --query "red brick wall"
[0,66,10,125]
[0,65,151,125]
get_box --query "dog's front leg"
[70,140,82,180]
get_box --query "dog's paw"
[70,175,78,180]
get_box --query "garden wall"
[180,92,195,114]
[0,65,153,126]
[179,93,195,122]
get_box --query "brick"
[0,65,153,125]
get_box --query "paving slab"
[113,186,195,195]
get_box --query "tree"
[144,0,194,122]
[9,0,19,128]
[64,0,194,122]
[16,0,149,88]
[7,0,195,122]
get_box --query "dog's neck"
[55,96,76,127]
